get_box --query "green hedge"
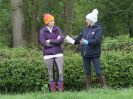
[0,48,48,92]
[0,35,133,92]
[0,47,133,92]
[102,35,133,52]
[101,51,133,88]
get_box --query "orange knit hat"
[43,13,54,25]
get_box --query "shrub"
[102,35,133,52]
[101,51,133,88]
[0,48,48,92]
[0,35,133,92]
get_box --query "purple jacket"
[39,26,64,55]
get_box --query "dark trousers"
[83,56,102,76]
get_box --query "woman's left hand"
[57,35,61,39]
[80,38,89,45]
[46,39,50,44]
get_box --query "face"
[86,19,92,27]
[48,19,55,27]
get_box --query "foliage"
[0,36,133,92]
[0,0,133,47]
[102,35,133,52]
[101,51,133,88]
[0,48,47,93]
[0,0,12,47]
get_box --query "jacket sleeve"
[39,29,55,48]
[74,30,84,44]
[88,27,103,46]
[50,27,64,46]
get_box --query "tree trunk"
[64,0,73,35]
[31,0,39,46]
[128,0,133,38]
[10,0,26,47]
[128,14,133,38]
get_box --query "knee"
[49,73,53,77]
[59,72,63,77]
[85,72,91,76]
[95,69,102,76]
[96,73,102,77]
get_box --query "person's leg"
[45,58,55,81]
[44,58,55,92]
[55,57,64,81]
[83,56,92,89]
[92,57,102,76]
[92,57,107,87]
[55,56,64,92]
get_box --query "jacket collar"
[43,26,57,32]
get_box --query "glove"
[83,39,89,45]
[81,38,89,45]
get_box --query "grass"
[0,88,133,99]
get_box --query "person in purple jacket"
[39,13,64,92]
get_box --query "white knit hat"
[86,9,98,23]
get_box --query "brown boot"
[97,75,107,88]
[85,75,91,89]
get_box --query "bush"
[0,48,84,92]
[64,52,84,91]
[101,51,133,88]
[0,35,133,92]
[102,35,133,52]
[0,48,48,93]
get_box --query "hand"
[79,39,84,45]
[57,35,61,39]
[80,38,89,45]
[46,39,50,44]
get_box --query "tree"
[31,0,39,46]
[128,0,133,38]
[10,0,26,47]
[64,0,73,35]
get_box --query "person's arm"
[74,30,83,44]
[39,29,55,48]
[50,27,64,46]
[88,27,103,46]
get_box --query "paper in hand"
[65,35,75,44]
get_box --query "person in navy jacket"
[67,9,107,89]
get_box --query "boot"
[97,75,107,88]
[85,75,91,89]
[50,81,56,92]
[58,81,64,92]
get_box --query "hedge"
[102,35,133,52]
[0,47,133,92]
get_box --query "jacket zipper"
[52,36,55,54]
[84,29,91,56]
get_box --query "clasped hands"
[46,35,61,45]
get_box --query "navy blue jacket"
[74,22,103,57]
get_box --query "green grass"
[1,88,133,99]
